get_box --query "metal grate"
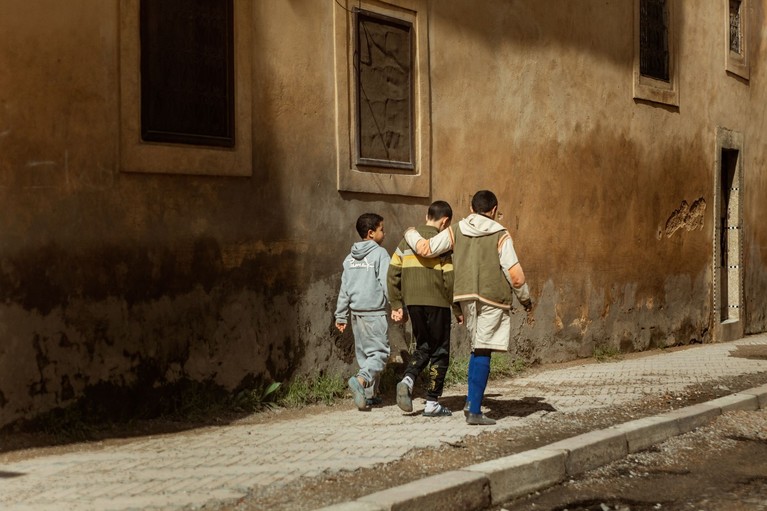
[639,0,669,81]
[140,0,235,148]
[729,0,742,54]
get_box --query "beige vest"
[452,224,513,309]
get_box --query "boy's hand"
[456,314,464,325]
[335,322,347,333]
[391,308,404,322]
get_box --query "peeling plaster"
[662,198,707,239]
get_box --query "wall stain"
[30,334,50,396]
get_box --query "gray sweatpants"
[351,313,390,397]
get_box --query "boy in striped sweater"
[387,201,463,417]
[402,190,533,425]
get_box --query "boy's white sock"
[424,400,439,413]
[402,375,414,391]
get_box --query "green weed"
[444,355,470,386]
[443,353,525,387]
[279,373,346,407]
[593,345,622,362]
[490,354,526,378]
[234,382,282,412]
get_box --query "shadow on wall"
[0,1,315,432]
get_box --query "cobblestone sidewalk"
[2,335,766,511]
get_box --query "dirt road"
[497,408,767,511]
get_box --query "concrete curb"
[314,384,767,511]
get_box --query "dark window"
[355,10,414,170]
[140,0,235,148]
[729,0,742,54]
[639,0,669,82]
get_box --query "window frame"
[353,9,415,171]
[119,0,253,177]
[633,0,679,107]
[139,0,236,148]
[334,0,431,197]
[725,0,750,80]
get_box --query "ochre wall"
[744,0,767,333]
[428,0,759,362]
[0,0,764,426]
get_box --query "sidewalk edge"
[313,385,767,511]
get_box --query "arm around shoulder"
[404,226,453,257]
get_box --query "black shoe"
[422,404,452,417]
[365,396,383,407]
[466,412,496,425]
[396,381,413,412]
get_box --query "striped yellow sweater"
[387,225,460,315]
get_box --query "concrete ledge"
[661,403,721,434]
[542,429,627,475]
[357,470,490,511]
[610,415,680,453]
[315,502,385,511]
[740,384,767,408]
[707,393,759,412]
[464,448,566,503]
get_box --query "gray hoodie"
[335,240,391,323]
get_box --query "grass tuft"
[593,345,622,362]
[279,373,347,408]
[234,382,282,412]
[444,353,526,387]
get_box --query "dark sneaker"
[422,404,452,417]
[396,381,413,412]
[365,396,383,407]
[348,376,369,411]
[466,412,496,425]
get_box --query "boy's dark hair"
[427,200,453,221]
[471,190,498,215]
[356,213,384,238]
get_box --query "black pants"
[403,305,451,401]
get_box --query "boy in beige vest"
[404,190,532,425]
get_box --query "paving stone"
[1,336,766,511]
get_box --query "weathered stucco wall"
[0,0,423,426]
[744,0,767,333]
[427,0,760,363]
[0,0,764,427]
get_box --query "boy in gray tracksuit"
[335,213,391,411]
